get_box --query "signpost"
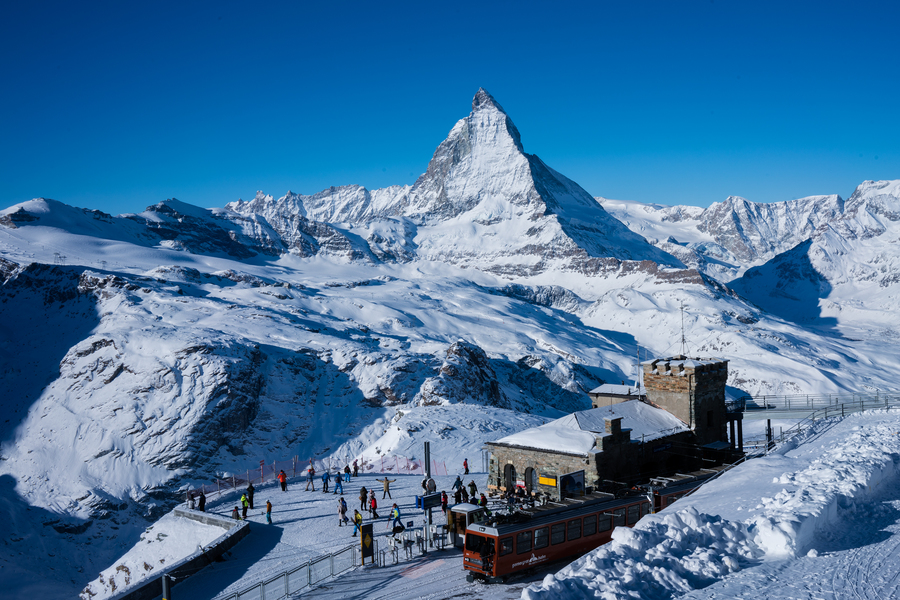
[360,523,374,564]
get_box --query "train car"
[462,492,651,582]
[648,466,731,511]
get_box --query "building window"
[534,527,549,549]
[551,523,566,545]
[516,531,532,554]
[567,518,582,541]
[583,514,597,536]
[499,537,513,556]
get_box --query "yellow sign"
[538,476,557,486]
[363,533,372,548]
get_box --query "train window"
[516,531,532,554]
[627,504,640,524]
[500,537,513,556]
[465,534,484,552]
[534,527,549,549]
[598,514,612,532]
[641,502,651,517]
[567,518,582,541]
[551,523,566,545]
[583,514,597,536]
[613,508,626,527]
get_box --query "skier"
[232,506,241,521]
[322,470,330,493]
[467,480,478,497]
[352,459,359,477]
[463,458,469,475]
[377,477,396,499]
[278,469,287,492]
[441,491,448,514]
[266,500,272,524]
[344,465,351,482]
[338,496,349,526]
[353,510,363,537]
[305,466,315,491]
[334,471,343,495]
[241,494,249,519]
[451,475,463,492]
[359,486,368,512]
[246,482,255,509]
[369,491,379,519]
[198,490,206,512]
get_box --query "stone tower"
[641,356,729,445]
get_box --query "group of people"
[197,457,480,532]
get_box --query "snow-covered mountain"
[1,89,899,599]
[598,192,846,281]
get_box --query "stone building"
[485,401,695,495]
[486,355,741,495]
[641,356,739,446]
[588,383,645,408]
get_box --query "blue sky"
[2,1,898,215]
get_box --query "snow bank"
[523,411,900,600]
[80,512,226,599]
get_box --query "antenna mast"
[680,302,687,356]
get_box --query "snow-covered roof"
[489,401,689,456]
[589,383,641,396]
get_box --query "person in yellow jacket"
[241,494,249,520]
[352,509,363,537]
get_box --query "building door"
[503,464,516,490]
[524,467,534,493]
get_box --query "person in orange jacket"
[278,469,287,492]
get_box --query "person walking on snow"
[441,491,448,514]
[352,459,359,477]
[391,503,402,530]
[353,510,363,537]
[334,471,343,495]
[305,467,315,491]
[359,486,368,512]
[460,487,469,503]
[344,465,351,482]
[338,496,349,526]
[322,470,330,493]
[241,494,249,519]
[463,458,469,475]
[198,490,206,512]
[266,500,273,524]
[451,476,463,492]
[377,477,396,499]
[453,487,462,505]
[369,491,379,518]
[246,482,255,509]
[467,480,478,497]
[278,470,287,492]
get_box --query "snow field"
[522,410,900,600]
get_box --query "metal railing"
[737,392,900,412]
[220,542,368,600]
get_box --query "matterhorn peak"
[472,87,507,114]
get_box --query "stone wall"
[643,357,729,445]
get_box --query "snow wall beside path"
[523,411,900,600]
[101,510,249,600]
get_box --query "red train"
[460,468,725,582]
